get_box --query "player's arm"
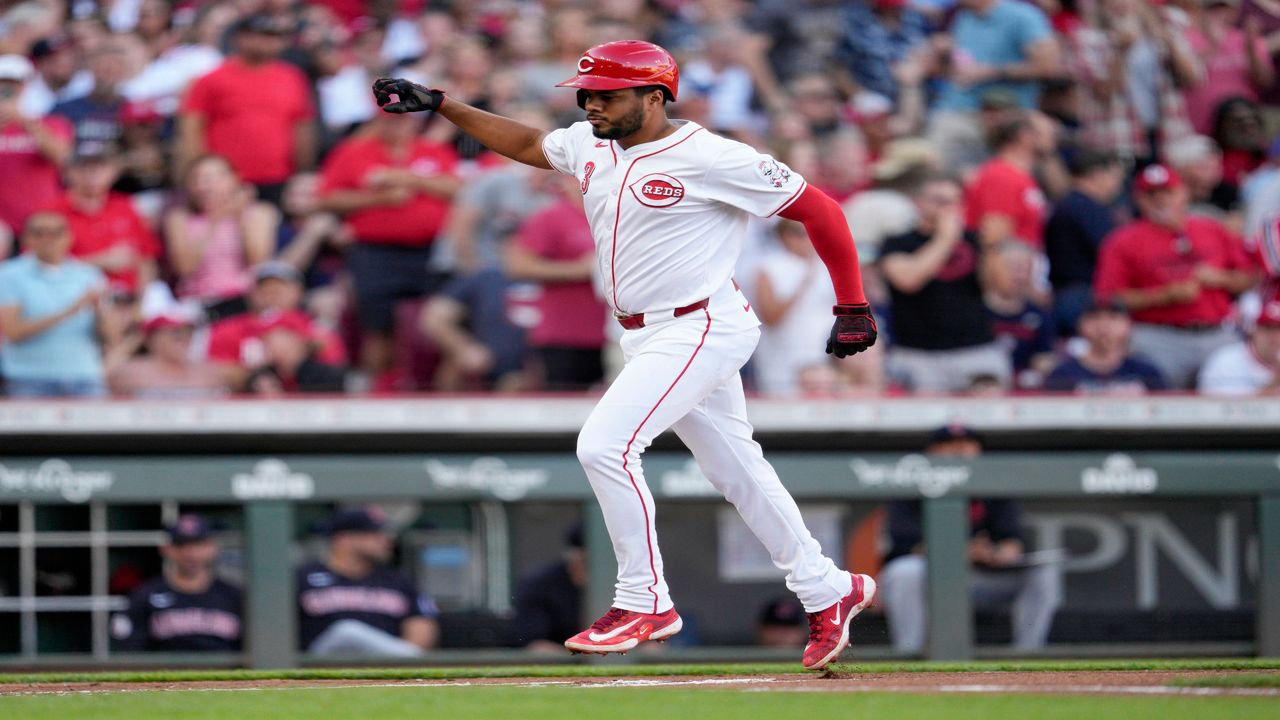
[372,79,551,170]
[401,616,439,650]
[778,185,877,357]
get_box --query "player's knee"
[576,428,620,475]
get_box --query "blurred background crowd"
[1,0,1279,399]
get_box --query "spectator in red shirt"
[0,55,73,256]
[51,142,160,300]
[318,112,460,379]
[966,111,1055,251]
[1094,163,1257,387]
[108,310,235,398]
[506,175,608,391]
[178,14,316,205]
[204,261,346,376]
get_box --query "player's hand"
[372,78,444,114]
[827,304,877,358]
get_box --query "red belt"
[615,298,710,329]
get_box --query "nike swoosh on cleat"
[587,617,643,642]
[829,604,843,627]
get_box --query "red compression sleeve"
[778,185,866,305]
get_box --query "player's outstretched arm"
[778,186,877,357]
[372,78,552,170]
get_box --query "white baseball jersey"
[546,118,854,620]
[1198,341,1277,395]
[541,120,806,314]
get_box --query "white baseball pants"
[576,281,852,614]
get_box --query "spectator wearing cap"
[756,597,808,648]
[1044,299,1167,394]
[1044,147,1127,335]
[880,175,1011,393]
[111,514,243,652]
[0,211,123,398]
[205,260,346,378]
[878,425,1060,654]
[1163,134,1241,232]
[506,173,607,391]
[297,507,440,657]
[1182,0,1274,136]
[1094,163,1256,388]
[965,111,1055,252]
[19,34,93,118]
[50,34,130,148]
[509,522,586,652]
[49,142,160,300]
[925,0,1062,174]
[108,309,233,398]
[164,155,278,316]
[318,111,460,381]
[242,310,349,395]
[1198,297,1280,394]
[0,54,73,252]
[1069,0,1199,166]
[834,0,932,106]
[178,13,317,205]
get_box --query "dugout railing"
[0,395,1277,669]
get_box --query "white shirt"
[1198,340,1277,396]
[541,120,806,315]
[752,248,835,395]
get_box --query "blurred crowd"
[1,0,1278,398]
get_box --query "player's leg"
[877,554,928,653]
[567,309,747,653]
[670,372,849,610]
[669,371,875,669]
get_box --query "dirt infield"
[3,670,1277,697]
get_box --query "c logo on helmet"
[578,55,595,74]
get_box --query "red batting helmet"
[556,40,679,103]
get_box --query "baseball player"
[373,40,878,670]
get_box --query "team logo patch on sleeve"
[756,158,792,188]
[629,173,686,208]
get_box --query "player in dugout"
[372,39,877,670]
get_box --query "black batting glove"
[827,304,878,358]
[372,78,445,114]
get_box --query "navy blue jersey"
[1043,355,1167,394]
[296,561,439,650]
[111,577,243,651]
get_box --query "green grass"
[0,686,1275,720]
[3,657,1279,685]
[1172,673,1280,689]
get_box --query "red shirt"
[318,135,457,246]
[206,310,346,366]
[1094,217,1252,326]
[0,117,73,234]
[181,58,314,184]
[965,157,1047,249]
[50,192,160,292]
[515,200,606,349]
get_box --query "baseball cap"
[121,100,164,126]
[927,424,982,448]
[253,260,303,285]
[30,34,73,61]
[166,514,212,545]
[142,308,197,334]
[1257,300,1280,329]
[1133,163,1183,193]
[0,54,34,82]
[69,140,120,165]
[849,92,893,124]
[759,597,806,628]
[237,13,293,35]
[324,507,386,535]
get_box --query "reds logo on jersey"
[581,161,596,194]
[629,173,685,208]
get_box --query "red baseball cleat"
[802,573,878,670]
[564,607,683,654]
